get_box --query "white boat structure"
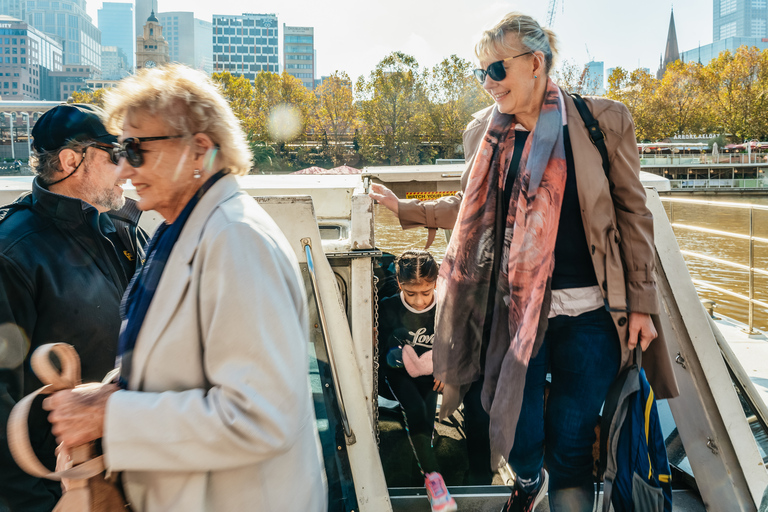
[1,171,767,512]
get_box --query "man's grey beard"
[93,188,126,212]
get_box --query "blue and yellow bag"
[600,350,672,512]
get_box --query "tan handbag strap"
[7,343,104,482]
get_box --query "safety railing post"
[745,207,756,335]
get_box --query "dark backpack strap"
[570,93,610,177]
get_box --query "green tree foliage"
[314,71,358,165]
[424,55,490,159]
[356,52,428,165]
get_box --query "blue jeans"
[508,307,621,512]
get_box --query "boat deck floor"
[714,316,768,407]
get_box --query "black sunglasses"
[113,135,183,168]
[473,51,533,84]
[91,144,120,165]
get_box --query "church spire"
[657,8,680,79]
[663,8,680,66]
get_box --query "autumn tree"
[423,55,490,159]
[655,60,709,138]
[251,71,317,144]
[698,46,768,141]
[212,71,257,134]
[68,88,107,107]
[314,71,357,165]
[606,67,667,141]
[355,52,428,165]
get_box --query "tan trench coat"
[398,90,679,399]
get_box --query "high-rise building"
[27,0,101,72]
[714,0,768,41]
[681,37,768,64]
[101,45,129,79]
[135,0,157,37]
[212,13,278,81]
[98,2,134,72]
[136,10,169,71]
[0,15,63,100]
[0,0,24,20]
[584,60,605,95]
[158,12,213,74]
[283,24,314,90]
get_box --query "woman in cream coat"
[44,65,327,512]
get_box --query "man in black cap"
[0,104,148,511]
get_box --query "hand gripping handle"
[7,343,105,481]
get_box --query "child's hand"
[386,346,404,369]
[433,379,445,393]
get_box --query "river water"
[373,195,768,332]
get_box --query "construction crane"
[546,0,562,27]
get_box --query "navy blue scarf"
[116,170,227,387]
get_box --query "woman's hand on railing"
[627,312,658,351]
[369,183,400,216]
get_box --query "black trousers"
[385,371,440,474]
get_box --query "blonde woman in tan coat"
[370,12,677,512]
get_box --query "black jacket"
[0,178,148,512]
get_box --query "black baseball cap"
[31,104,117,153]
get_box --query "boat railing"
[660,196,768,334]
[641,154,768,166]
[667,178,768,189]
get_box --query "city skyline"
[83,0,713,82]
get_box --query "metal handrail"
[661,197,767,333]
[301,237,356,444]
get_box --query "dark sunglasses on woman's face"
[113,135,183,168]
[473,51,533,84]
[91,144,120,165]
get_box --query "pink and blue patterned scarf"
[433,78,567,468]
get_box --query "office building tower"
[101,45,129,79]
[27,0,100,71]
[212,13,278,81]
[0,0,24,20]
[584,60,605,95]
[136,10,168,70]
[98,2,134,71]
[0,15,63,100]
[714,0,768,41]
[136,0,157,37]
[158,12,213,74]
[283,25,314,89]
[681,37,768,64]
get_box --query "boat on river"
[1,172,767,511]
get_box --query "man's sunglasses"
[91,144,121,165]
[473,51,533,84]
[113,135,183,168]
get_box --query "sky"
[86,0,713,84]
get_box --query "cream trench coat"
[103,174,327,512]
[398,90,679,399]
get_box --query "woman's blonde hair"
[475,12,559,74]
[104,64,252,175]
